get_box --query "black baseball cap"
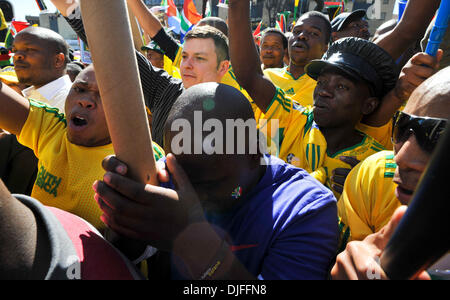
[305,37,399,98]
[331,9,367,32]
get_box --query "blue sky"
[10,0,57,21]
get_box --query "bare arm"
[48,0,77,17]
[363,50,443,126]
[0,82,30,136]
[228,0,276,112]
[127,0,164,38]
[0,180,50,279]
[375,0,440,60]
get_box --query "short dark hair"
[184,25,230,65]
[197,17,229,37]
[261,28,288,49]
[299,11,332,44]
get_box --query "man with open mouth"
[262,11,331,107]
[0,64,164,232]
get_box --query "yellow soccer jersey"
[164,54,181,79]
[337,151,400,251]
[356,120,393,150]
[259,87,325,173]
[263,67,317,107]
[312,133,386,199]
[261,88,386,197]
[18,100,165,231]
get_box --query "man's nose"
[77,98,95,109]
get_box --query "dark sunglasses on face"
[392,111,448,153]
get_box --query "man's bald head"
[166,82,254,124]
[404,67,450,119]
[16,27,71,65]
[13,27,70,87]
[197,17,229,37]
[164,82,261,157]
[164,83,265,210]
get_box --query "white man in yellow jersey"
[0,65,164,232]
[228,0,398,199]
[332,67,450,280]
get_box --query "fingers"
[332,239,388,280]
[410,51,441,70]
[339,156,360,168]
[396,52,440,101]
[165,154,193,193]
[101,155,128,175]
[331,183,344,195]
[156,160,170,183]
[373,205,408,250]
[331,249,359,280]
[93,179,148,218]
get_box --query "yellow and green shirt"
[18,100,165,231]
[337,151,400,251]
[263,67,317,107]
[356,120,393,150]
[261,88,385,195]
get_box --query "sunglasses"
[392,111,448,153]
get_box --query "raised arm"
[127,0,163,38]
[228,0,276,112]
[127,0,180,61]
[0,82,30,136]
[375,0,440,60]
[363,50,443,126]
[0,179,50,279]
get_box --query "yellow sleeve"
[257,88,298,157]
[17,100,66,158]
[310,167,327,184]
[221,67,254,104]
[338,151,400,242]
[0,9,7,31]
[172,45,183,69]
[163,54,181,79]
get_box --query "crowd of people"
[0,0,448,280]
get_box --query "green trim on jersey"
[327,132,368,158]
[29,99,67,127]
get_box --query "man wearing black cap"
[331,9,370,42]
[228,0,398,198]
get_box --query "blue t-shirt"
[163,155,339,279]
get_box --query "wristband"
[199,239,229,280]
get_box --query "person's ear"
[362,96,380,116]
[217,60,230,77]
[54,53,66,70]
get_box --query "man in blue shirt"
[93,82,338,279]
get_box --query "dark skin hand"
[93,154,254,279]
[331,156,360,196]
[93,153,205,251]
[363,50,443,127]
